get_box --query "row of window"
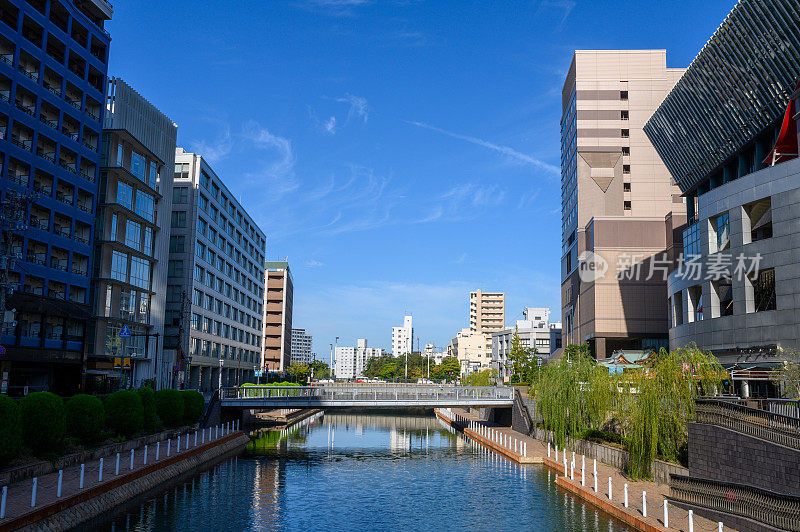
[109,250,150,290]
[189,312,261,348]
[116,181,154,222]
[194,237,262,301]
[16,311,84,342]
[190,286,262,331]
[114,140,159,191]
[102,284,149,324]
[109,213,153,255]
[189,337,259,364]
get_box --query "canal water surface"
[92,412,630,531]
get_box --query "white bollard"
[593,458,597,477]
[524,442,527,457]
[130,448,135,470]
[30,477,37,507]
[594,473,598,493]
[167,439,171,457]
[144,445,148,465]
[643,491,647,517]
[178,435,181,453]
[624,483,628,507]
[572,451,575,469]
[237,419,239,430]
[156,441,161,460]
[581,461,585,486]
[689,509,694,532]
[664,500,669,528]
[115,453,120,475]
[547,442,551,457]
[202,429,206,444]
[79,463,85,489]
[216,425,219,439]
[57,470,63,498]
[195,430,198,447]
[718,522,723,532]
[608,477,612,500]
[555,445,558,461]
[0,485,6,518]
[99,458,104,482]
[564,456,567,476]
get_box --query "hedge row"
[0,388,205,464]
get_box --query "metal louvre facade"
[644,0,800,194]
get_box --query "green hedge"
[66,394,105,443]
[0,395,22,464]
[105,390,144,438]
[181,390,204,423]
[19,392,65,454]
[137,386,157,432]
[154,389,184,427]
[581,428,622,445]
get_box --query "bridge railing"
[670,474,800,531]
[695,399,800,450]
[221,385,514,402]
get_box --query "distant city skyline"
[106,0,734,353]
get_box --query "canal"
[89,412,630,531]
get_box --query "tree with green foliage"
[154,389,184,427]
[431,357,461,382]
[19,391,65,454]
[287,362,311,384]
[65,394,105,443]
[105,390,144,438]
[0,395,22,464]
[461,368,497,386]
[181,390,205,423]
[774,349,800,399]
[309,360,331,380]
[379,362,398,380]
[507,328,542,384]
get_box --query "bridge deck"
[219,385,514,408]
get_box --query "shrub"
[19,392,65,454]
[581,428,622,445]
[0,395,22,464]
[181,390,204,423]
[137,386,157,432]
[105,390,144,438]
[65,394,105,443]
[154,389,184,427]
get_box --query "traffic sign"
[119,325,132,338]
[0,345,6,356]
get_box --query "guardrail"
[670,474,800,531]
[695,399,800,450]
[221,385,514,404]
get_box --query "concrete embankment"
[0,431,248,532]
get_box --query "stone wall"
[689,422,800,494]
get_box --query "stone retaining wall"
[1,433,248,532]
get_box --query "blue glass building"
[0,0,111,395]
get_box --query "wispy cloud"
[241,120,298,195]
[537,0,576,30]
[404,120,559,174]
[191,123,232,163]
[334,93,369,124]
[324,116,337,134]
[309,94,369,135]
[304,259,324,268]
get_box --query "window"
[138,292,149,323]
[197,217,207,235]
[621,129,629,138]
[195,265,204,282]
[624,201,631,210]
[171,211,187,228]
[174,162,189,179]
[125,220,141,250]
[683,222,701,259]
[714,278,733,317]
[199,194,208,212]
[130,256,150,289]
[623,164,630,174]
[623,182,631,192]
[752,268,776,312]
[172,187,188,203]
[116,143,123,166]
[110,213,118,240]
[620,90,628,100]
[143,227,152,255]
[166,285,182,303]
[131,151,146,181]
[168,260,184,277]
[129,192,150,223]
[688,284,703,322]
[620,110,629,120]
[169,235,185,252]
[191,313,200,330]
[200,171,210,189]
[711,212,730,252]
[117,182,133,210]
[195,241,206,260]
[744,197,772,244]
[621,147,630,156]
[111,251,127,281]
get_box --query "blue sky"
[107,0,732,355]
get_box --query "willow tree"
[622,344,725,479]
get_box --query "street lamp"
[218,359,224,393]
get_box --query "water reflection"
[91,413,630,531]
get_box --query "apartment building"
[469,290,504,353]
[0,0,111,395]
[334,338,382,380]
[448,328,489,376]
[645,0,800,398]
[492,307,562,380]
[290,328,313,365]
[391,314,413,357]
[262,260,292,371]
[88,78,176,392]
[560,50,686,359]
[168,148,266,391]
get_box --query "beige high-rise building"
[560,50,686,359]
[469,290,505,353]
[262,261,293,371]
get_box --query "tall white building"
[334,338,383,379]
[492,307,563,380]
[290,328,313,365]
[391,315,414,357]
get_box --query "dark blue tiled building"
[0,0,111,395]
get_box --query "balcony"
[32,182,51,196]
[0,52,11,66]
[48,289,65,300]
[53,224,70,238]
[79,168,95,183]
[76,202,91,213]
[17,64,38,82]
[14,100,35,117]
[55,190,73,205]
[39,114,57,130]
[71,264,87,276]
[10,134,31,151]
[27,252,46,266]
[36,148,55,163]
[65,97,81,111]
[50,257,68,272]
[28,216,48,231]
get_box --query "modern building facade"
[448,328,489,376]
[469,290,505,353]
[560,50,686,358]
[262,260,292,371]
[0,0,112,395]
[644,0,800,398]
[88,77,176,392]
[168,148,266,391]
[491,307,562,380]
[334,338,382,380]
[290,327,312,365]
[391,314,413,357]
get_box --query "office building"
[560,50,686,358]
[290,328,313,365]
[0,0,111,395]
[448,328,489,376]
[168,148,266,391]
[391,314,413,357]
[88,77,176,392]
[492,307,562,379]
[334,338,382,380]
[645,0,800,398]
[262,260,292,371]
